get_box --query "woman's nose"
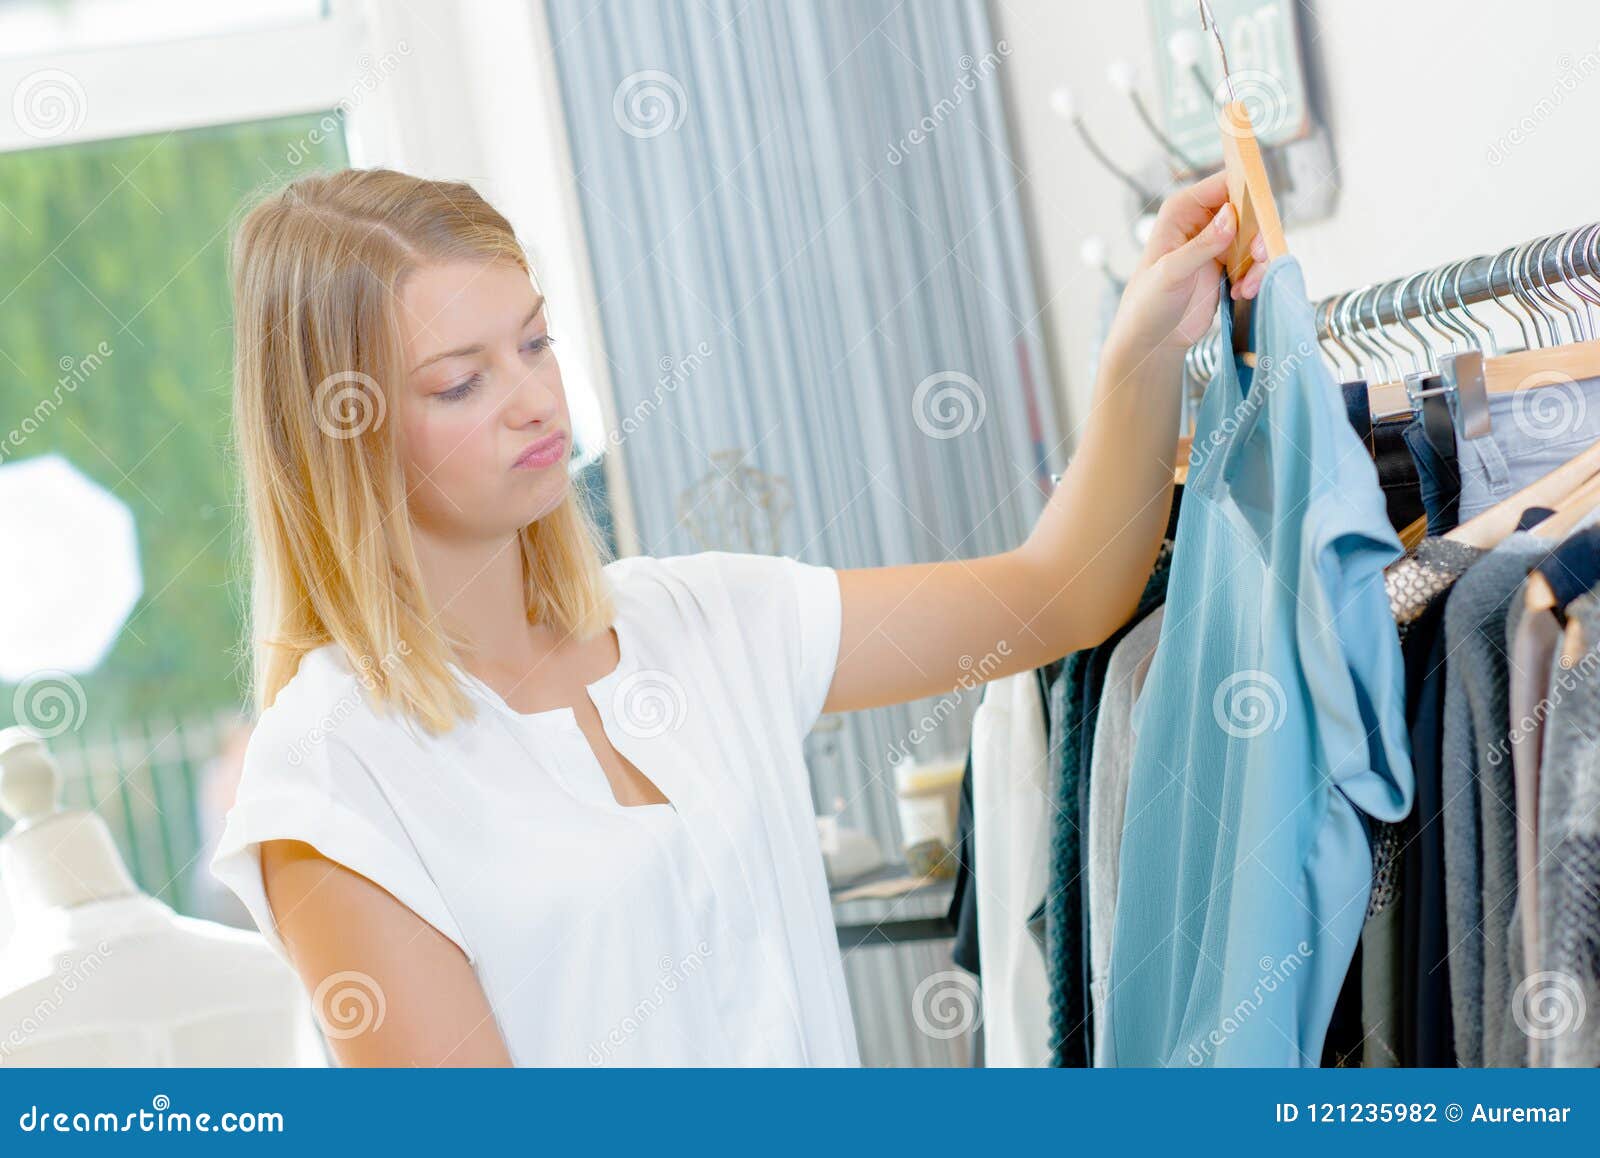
[503,359,561,425]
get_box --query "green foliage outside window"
[0,112,349,733]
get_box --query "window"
[0,113,349,726]
[0,0,328,59]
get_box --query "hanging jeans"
[1453,376,1600,520]
[1402,394,1462,534]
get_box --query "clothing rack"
[1322,228,1600,331]
[1191,222,1600,361]
[1179,221,1600,446]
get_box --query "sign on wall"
[1150,0,1312,168]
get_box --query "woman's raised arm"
[822,172,1269,716]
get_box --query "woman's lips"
[513,432,567,470]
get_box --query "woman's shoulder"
[604,550,840,677]
[240,642,397,785]
[605,549,830,603]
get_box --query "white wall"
[992,0,1600,446]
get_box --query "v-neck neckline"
[446,562,635,728]
[448,606,680,815]
[449,617,632,728]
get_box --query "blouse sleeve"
[692,550,843,738]
[1297,490,1414,824]
[208,714,475,968]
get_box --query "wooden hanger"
[1201,2,1288,313]
[1412,412,1600,639]
[1172,2,1290,485]
[1446,436,1600,550]
[1526,470,1600,543]
[1174,434,1193,486]
[1397,512,1428,551]
[1520,463,1600,617]
[1365,346,1600,422]
[1218,97,1288,321]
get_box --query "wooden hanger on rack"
[1447,437,1600,551]
[1358,237,1600,429]
[1434,433,1600,669]
[1517,457,1600,620]
[1362,343,1600,425]
[1526,471,1600,544]
[1529,470,1600,665]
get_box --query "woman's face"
[395,259,571,540]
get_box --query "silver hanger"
[1483,246,1533,353]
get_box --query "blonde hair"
[228,167,614,737]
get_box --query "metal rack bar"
[1308,227,1600,333]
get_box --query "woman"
[210,166,1268,1066]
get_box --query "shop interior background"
[3,0,1598,1066]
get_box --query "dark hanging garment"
[1344,380,1426,534]
[1373,417,1428,534]
[1516,506,1557,532]
[1401,391,1462,535]
[1533,523,1600,615]
[947,746,980,975]
[1321,939,1365,1066]
[1046,541,1175,1067]
[1400,594,1459,1067]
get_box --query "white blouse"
[209,550,859,1066]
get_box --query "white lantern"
[0,454,142,681]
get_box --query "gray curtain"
[546,0,1061,1065]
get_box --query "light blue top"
[1109,257,1415,1067]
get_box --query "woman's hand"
[819,175,1282,714]
[1104,170,1271,360]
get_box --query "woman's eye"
[435,337,553,401]
[437,375,480,402]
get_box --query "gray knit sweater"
[1441,532,1549,1067]
[1532,591,1600,1066]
